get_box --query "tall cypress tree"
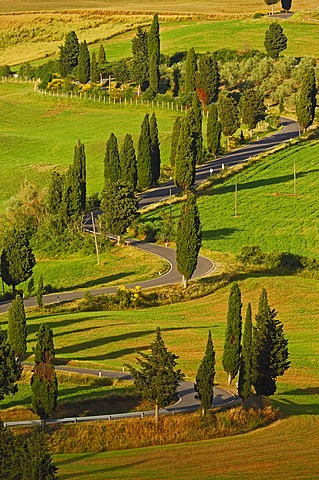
[252,289,290,397]
[196,53,220,105]
[174,112,196,191]
[62,164,81,221]
[194,330,215,416]
[218,93,239,146]
[31,324,58,419]
[185,47,197,95]
[190,92,203,165]
[264,22,287,59]
[131,26,149,94]
[148,13,160,94]
[137,114,153,190]
[207,103,221,155]
[7,295,27,358]
[58,31,79,77]
[90,50,99,83]
[0,330,22,401]
[98,43,107,82]
[238,303,253,402]
[104,133,121,183]
[170,116,182,171]
[296,67,317,132]
[120,134,137,190]
[78,40,90,84]
[222,282,242,385]
[46,171,64,215]
[150,112,161,184]
[239,88,266,135]
[176,193,202,288]
[1,227,36,296]
[73,139,86,211]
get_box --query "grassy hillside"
[0,82,180,210]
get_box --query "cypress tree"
[100,180,138,244]
[170,116,182,170]
[19,430,58,480]
[176,193,202,288]
[120,134,137,190]
[7,294,27,358]
[218,93,239,146]
[58,31,79,77]
[222,282,242,385]
[104,133,121,183]
[190,92,203,164]
[174,112,196,191]
[0,329,22,400]
[281,0,292,12]
[185,47,197,95]
[150,112,161,184]
[90,50,99,83]
[98,43,107,82]
[73,139,86,211]
[131,26,149,94]
[46,171,63,215]
[148,13,160,94]
[238,303,253,402]
[31,324,58,419]
[196,53,220,105]
[137,114,153,190]
[1,227,36,296]
[239,88,266,135]
[264,22,287,59]
[77,40,90,84]
[296,67,317,132]
[252,289,290,397]
[207,103,221,155]
[194,330,215,416]
[128,327,184,420]
[62,164,81,221]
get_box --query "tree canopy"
[264,22,287,59]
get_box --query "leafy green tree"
[281,0,292,12]
[176,193,202,288]
[194,330,215,416]
[150,112,161,184]
[7,294,27,358]
[239,88,266,135]
[0,329,22,401]
[104,133,121,183]
[73,139,86,211]
[264,0,279,14]
[46,171,64,215]
[100,180,138,244]
[58,31,79,77]
[190,92,203,164]
[120,134,137,190]
[185,47,197,95]
[131,26,149,94]
[77,40,90,84]
[196,53,220,105]
[1,227,36,295]
[31,324,58,419]
[129,327,184,420]
[90,50,99,83]
[207,103,221,155]
[148,13,160,94]
[218,93,239,146]
[137,114,153,190]
[36,274,44,309]
[174,113,196,190]
[113,59,130,88]
[264,22,287,59]
[252,289,290,397]
[238,303,253,401]
[222,282,242,385]
[19,430,58,480]
[296,67,317,131]
[170,116,182,170]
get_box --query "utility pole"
[91,211,100,265]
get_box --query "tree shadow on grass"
[202,228,239,241]
[54,271,134,293]
[58,460,147,479]
[272,397,319,416]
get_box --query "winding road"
[2,116,300,426]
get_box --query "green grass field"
[0,82,180,211]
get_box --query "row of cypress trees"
[104,112,161,191]
[222,283,290,401]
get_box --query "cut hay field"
[0,82,180,211]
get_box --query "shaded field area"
[54,414,319,479]
[0,83,180,210]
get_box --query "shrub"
[237,245,265,265]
